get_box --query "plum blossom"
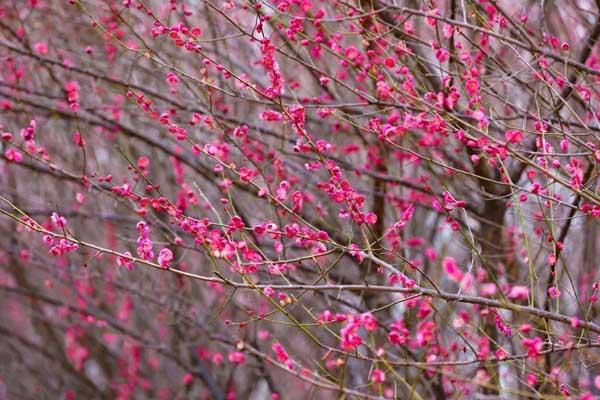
[157,248,173,268]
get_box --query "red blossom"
[0,2,596,398]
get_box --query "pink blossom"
[416,321,436,347]
[33,42,48,55]
[51,212,67,229]
[365,212,377,225]
[137,156,150,170]
[272,342,292,369]
[522,336,544,358]
[4,148,23,163]
[507,285,530,300]
[442,256,463,282]
[371,369,385,384]
[548,286,561,299]
[182,373,193,385]
[259,110,283,122]
[136,221,154,261]
[360,313,378,331]
[340,317,362,350]
[117,251,134,270]
[505,129,524,144]
[465,78,479,96]
[228,351,245,365]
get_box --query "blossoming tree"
[1,0,599,398]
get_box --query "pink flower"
[480,283,497,296]
[360,313,378,331]
[371,369,385,384]
[21,119,36,140]
[137,156,150,170]
[4,148,23,163]
[259,39,284,98]
[416,321,436,347]
[157,248,173,268]
[442,256,463,282]
[260,110,283,122]
[272,342,292,369]
[437,191,466,211]
[442,24,455,38]
[238,167,258,183]
[465,78,479,96]
[117,252,134,270]
[548,286,561,299]
[495,348,507,360]
[519,324,533,334]
[340,317,362,350]
[507,285,530,300]
[263,286,275,298]
[51,212,67,229]
[186,25,202,37]
[49,239,79,256]
[65,81,80,111]
[318,310,334,324]
[212,353,224,365]
[435,48,449,63]
[365,212,377,225]
[348,243,364,262]
[291,190,303,211]
[34,42,48,55]
[182,373,193,385]
[394,204,415,230]
[526,373,537,386]
[522,336,543,358]
[258,330,270,340]
[388,320,409,345]
[495,313,512,336]
[68,345,89,371]
[166,72,179,85]
[505,129,524,144]
[345,46,360,61]
[136,221,154,261]
[228,351,245,365]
